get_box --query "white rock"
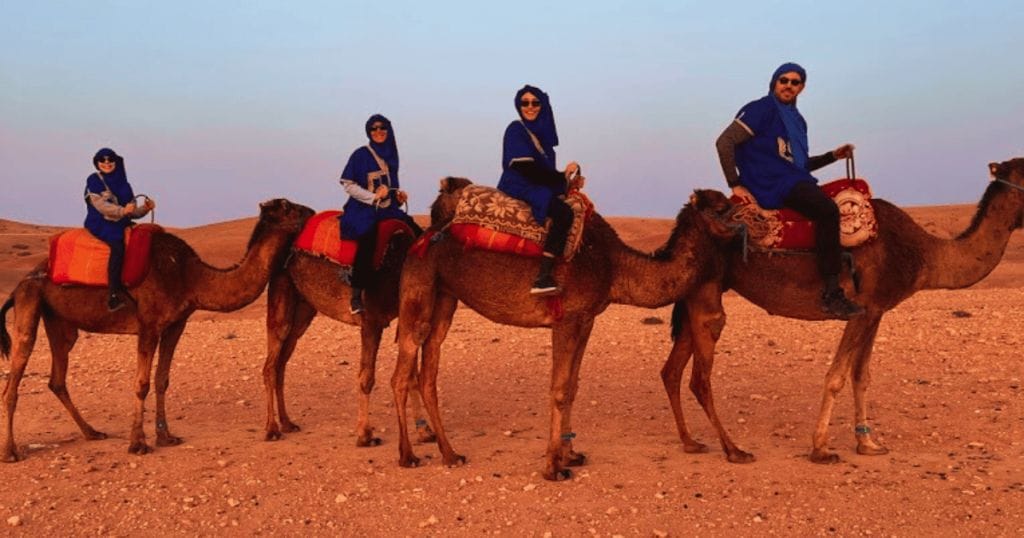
[7,516,21,527]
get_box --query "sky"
[2,0,1022,226]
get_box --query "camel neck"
[925,183,1022,289]
[606,217,709,308]
[188,224,289,311]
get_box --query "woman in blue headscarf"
[497,84,585,296]
[83,147,155,311]
[714,62,863,319]
[339,114,421,314]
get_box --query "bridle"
[994,178,1024,194]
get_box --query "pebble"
[227,498,240,507]
[335,494,348,503]
[418,515,438,527]
[523,484,537,492]
[7,516,21,527]
[653,530,668,538]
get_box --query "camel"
[261,188,465,445]
[662,157,1024,464]
[0,199,314,461]
[391,182,739,481]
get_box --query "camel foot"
[682,441,709,454]
[156,432,184,447]
[442,453,467,467]
[1,450,21,463]
[82,428,108,441]
[356,435,383,447]
[561,450,587,467]
[265,428,282,441]
[809,449,841,464]
[857,443,889,456]
[398,454,421,468]
[127,441,153,455]
[726,449,756,464]
[280,421,301,434]
[543,468,573,481]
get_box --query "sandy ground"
[0,199,1022,536]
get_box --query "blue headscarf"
[514,85,559,150]
[769,63,809,170]
[92,147,133,205]
[364,114,398,176]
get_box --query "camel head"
[429,177,474,228]
[248,198,315,249]
[989,157,1024,229]
[689,189,740,241]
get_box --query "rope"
[133,194,155,223]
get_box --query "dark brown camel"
[0,199,313,461]
[662,158,1024,464]
[261,185,469,445]
[391,183,738,481]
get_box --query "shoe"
[530,273,560,296]
[107,291,127,312]
[821,288,865,320]
[349,288,365,315]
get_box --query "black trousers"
[101,237,126,292]
[782,181,841,277]
[542,198,573,257]
[349,214,423,289]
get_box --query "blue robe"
[496,85,563,224]
[339,146,407,239]
[83,149,136,243]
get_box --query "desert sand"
[0,197,1022,536]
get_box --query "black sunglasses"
[369,124,388,132]
[777,76,803,87]
[519,99,542,108]
[97,156,115,164]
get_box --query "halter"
[995,178,1024,194]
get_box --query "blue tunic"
[497,121,563,224]
[339,146,407,239]
[83,148,136,244]
[733,95,817,209]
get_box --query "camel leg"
[154,318,187,447]
[127,330,159,455]
[41,315,106,441]
[810,315,876,463]
[392,279,438,469]
[543,316,594,481]
[659,303,708,454]
[263,273,299,440]
[850,314,888,456]
[2,293,42,462]
[409,362,437,444]
[274,299,315,436]
[355,319,385,447]
[686,289,753,463]
[417,293,463,466]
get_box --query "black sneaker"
[107,292,127,312]
[349,292,365,315]
[821,289,865,320]
[529,274,560,296]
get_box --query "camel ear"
[989,162,1000,178]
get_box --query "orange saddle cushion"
[48,224,162,287]
[729,178,878,250]
[293,211,413,267]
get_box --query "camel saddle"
[729,178,878,251]
[448,186,594,260]
[292,210,413,268]
[48,224,162,288]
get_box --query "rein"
[995,178,1024,194]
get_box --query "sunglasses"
[777,76,803,87]
[369,124,388,132]
[97,156,115,164]
[519,99,542,108]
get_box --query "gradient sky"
[2,0,1022,226]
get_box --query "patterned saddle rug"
[48,224,162,287]
[729,178,878,251]
[448,186,594,260]
[292,211,414,267]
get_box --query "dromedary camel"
[662,158,1024,464]
[391,183,738,481]
[261,186,466,445]
[0,199,313,461]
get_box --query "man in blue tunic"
[715,62,864,319]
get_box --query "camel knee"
[136,383,150,400]
[825,375,846,395]
[359,374,376,396]
[47,382,68,397]
[702,313,726,341]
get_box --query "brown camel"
[662,158,1024,464]
[391,183,738,481]
[0,199,314,461]
[261,188,466,445]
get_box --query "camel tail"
[0,295,12,359]
[669,301,686,341]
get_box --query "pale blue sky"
[2,0,1022,226]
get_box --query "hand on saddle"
[833,143,855,160]
[731,186,754,204]
[374,185,389,201]
[144,198,156,211]
[395,189,409,204]
[564,161,581,182]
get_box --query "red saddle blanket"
[48,224,162,287]
[293,211,414,267]
[729,178,878,250]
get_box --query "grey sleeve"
[715,120,753,187]
[340,178,377,205]
[86,192,126,220]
